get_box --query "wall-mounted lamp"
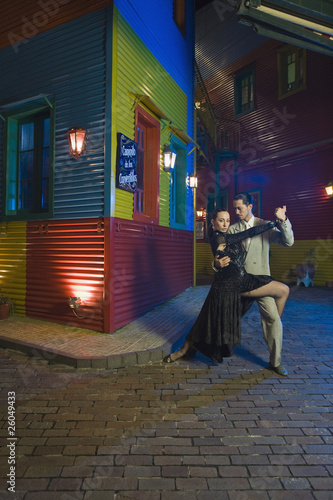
[163,144,176,172]
[325,181,333,197]
[189,174,198,188]
[67,127,86,158]
[196,209,206,219]
[68,296,86,319]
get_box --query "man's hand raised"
[275,205,287,222]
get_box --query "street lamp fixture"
[163,144,176,172]
[189,174,198,188]
[68,127,87,158]
[325,181,333,197]
[68,296,86,319]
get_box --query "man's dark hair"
[234,192,253,207]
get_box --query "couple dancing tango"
[163,192,294,377]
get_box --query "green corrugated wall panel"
[116,31,187,128]
[113,9,187,221]
[0,221,26,316]
[159,128,171,226]
[159,170,170,227]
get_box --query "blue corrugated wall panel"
[0,10,107,219]
[114,1,196,231]
[115,0,194,95]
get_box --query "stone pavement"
[0,284,212,369]
[0,285,333,499]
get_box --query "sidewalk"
[0,283,332,370]
[0,284,211,369]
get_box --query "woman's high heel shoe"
[163,354,175,363]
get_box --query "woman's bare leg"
[241,281,289,317]
[168,340,192,362]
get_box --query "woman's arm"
[225,220,277,246]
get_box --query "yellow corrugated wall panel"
[196,242,214,275]
[113,8,187,221]
[197,239,333,287]
[0,221,27,316]
[270,239,333,287]
[115,188,134,220]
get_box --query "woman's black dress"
[186,220,278,362]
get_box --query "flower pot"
[0,303,10,320]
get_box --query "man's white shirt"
[242,215,254,252]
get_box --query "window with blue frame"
[234,65,255,117]
[170,139,187,228]
[4,106,52,219]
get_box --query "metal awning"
[237,0,333,55]
[168,124,199,147]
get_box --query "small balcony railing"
[195,61,240,156]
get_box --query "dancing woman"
[163,209,289,364]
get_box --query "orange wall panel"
[26,218,105,332]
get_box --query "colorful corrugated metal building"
[0,0,196,332]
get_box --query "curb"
[0,327,190,370]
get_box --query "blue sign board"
[116,133,137,192]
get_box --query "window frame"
[2,102,54,221]
[133,105,160,224]
[169,137,187,229]
[277,44,306,100]
[234,65,255,117]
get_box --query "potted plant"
[0,294,12,319]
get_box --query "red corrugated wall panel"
[200,38,333,242]
[234,144,333,241]
[26,217,194,334]
[112,218,193,331]
[206,39,333,162]
[26,218,105,332]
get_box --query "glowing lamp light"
[325,181,333,197]
[189,174,198,188]
[69,284,94,302]
[68,127,86,158]
[67,282,95,319]
[163,144,176,172]
[197,210,203,218]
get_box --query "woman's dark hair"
[211,207,228,220]
[234,192,254,206]
[208,207,229,238]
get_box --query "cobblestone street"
[0,286,333,499]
